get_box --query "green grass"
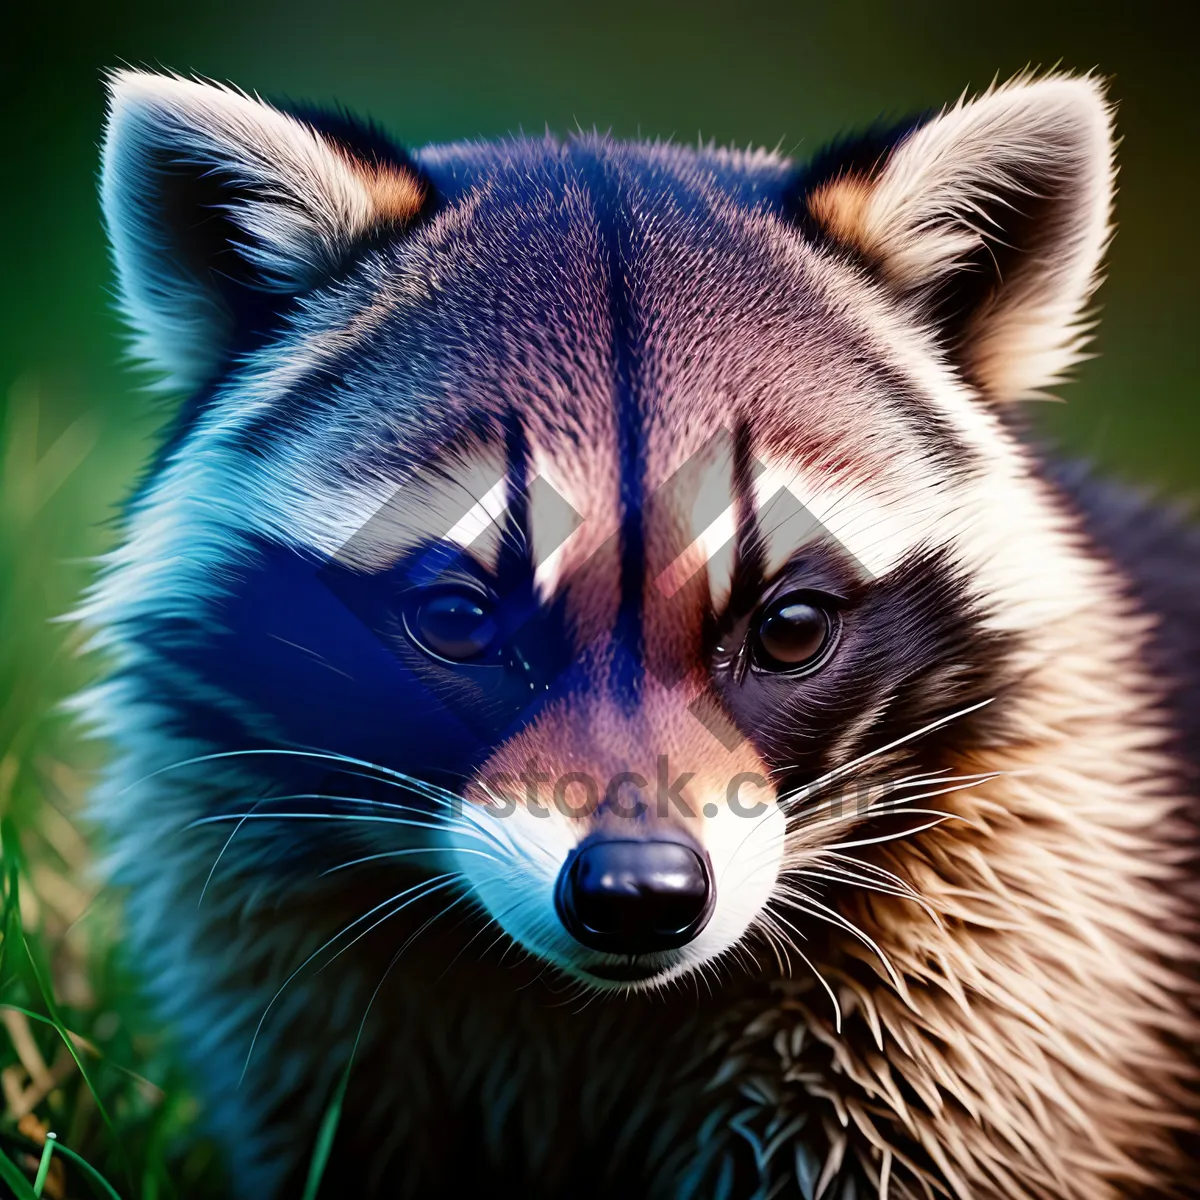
[0,371,424,1198]
[0,376,226,1199]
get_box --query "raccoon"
[79,68,1200,1198]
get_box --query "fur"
[79,69,1199,1198]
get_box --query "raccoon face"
[93,72,1113,991]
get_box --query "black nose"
[555,837,715,954]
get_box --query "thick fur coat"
[80,70,1199,1198]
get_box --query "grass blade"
[0,1003,164,1094]
[32,1133,56,1196]
[1,820,134,1195]
[40,1139,125,1200]
[0,1144,39,1200]
[6,871,118,1141]
[301,1062,352,1200]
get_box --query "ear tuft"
[100,70,425,390]
[803,72,1116,402]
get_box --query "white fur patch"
[102,70,419,389]
[444,476,509,550]
[653,444,738,604]
[450,792,787,993]
[528,447,610,603]
[812,73,1114,403]
[653,454,933,600]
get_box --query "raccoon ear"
[100,70,425,391]
[802,74,1115,401]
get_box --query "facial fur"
[80,70,1200,1198]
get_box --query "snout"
[554,834,715,955]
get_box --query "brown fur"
[87,69,1200,1198]
[794,542,1199,1196]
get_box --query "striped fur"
[79,70,1199,1198]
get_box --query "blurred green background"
[0,1,1195,1195]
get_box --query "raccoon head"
[93,71,1114,994]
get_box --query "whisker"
[437,883,536,981]
[774,884,905,994]
[791,861,920,901]
[186,806,508,864]
[191,794,505,905]
[266,633,355,681]
[781,770,998,821]
[753,909,795,978]
[188,810,481,836]
[763,905,843,1033]
[187,791,504,844]
[825,815,963,851]
[198,796,267,907]
[319,886,478,1119]
[887,770,996,791]
[385,890,474,977]
[819,852,924,892]
[785,775,1000,838]
[771,697,995,792]
[789,866,939,924]
[819,806,960,827]
[239,873,458,1083]
[474,783,560,864]
[806,859,926,902]
[125,746,468,814]
[313,876,461,978]
[319,845,505,877]
[512,956,557,996]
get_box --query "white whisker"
[774,884,905,995]
[198,796,267,907]
[126,746,468,814]
[788,776,997,840]
[790,865,940,925]
[239,873,458,1083]
[773,697,995,793]
[764,906,844,1033]
[826,815,963,851]
[319,845,505,877]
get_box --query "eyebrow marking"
[651,423,766,603]
[731,419,766,597]
[653,505,737,601]
[751,458,903,581]
[444,475,509,549]
[530,471,591,600]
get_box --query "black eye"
[751,593,838,674]
[405,588,499,663]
